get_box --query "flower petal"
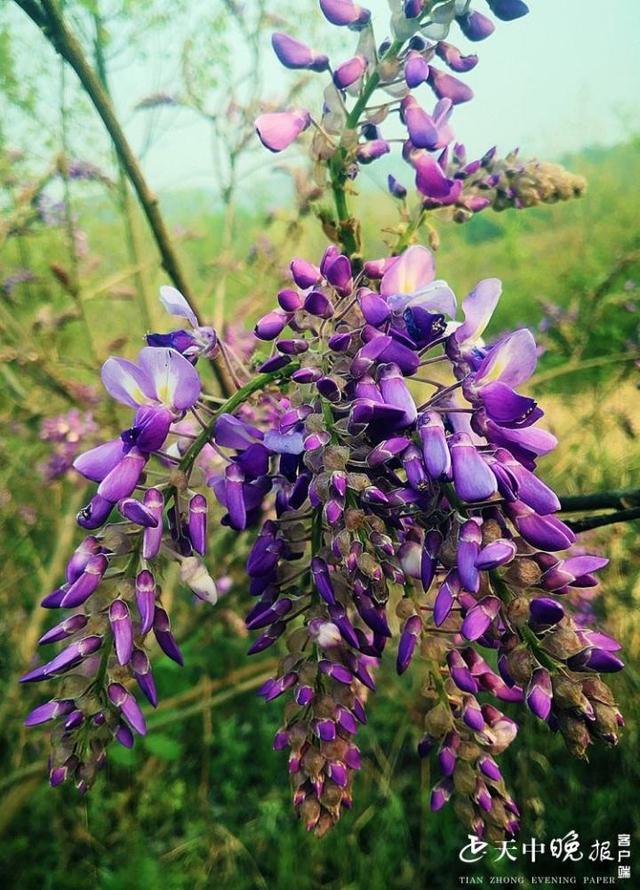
[101,357,154,408]
[474,329,538,388]
[380,245,436,299]
[455,278,502,345]
[158,285,198,326]
[137,347,201,411]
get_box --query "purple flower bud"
[434,571,459,626]
[356,139,391,164]
[38,613,88,646]
[255,109,310,153]
[64,709,84,731]
[457,519,482,593]
[134,569,156,636]
[290,257,321,289]
[66,536,101,583]
[311,558,337,605]
[304,289,334,318]
[333,55,367,89]
[486,0,529,22]
[401,96,438,149]
[24,698,75,727]
[187,493,208,556]
[319,0,371,28]
[336,705,358,734]
[387,174,407,199]
[479,756,502,781]
[462,696,485,731]
[319,660,353,684]
[421,530,443,593]
[248,621,286,654]
[419,412,451,479]
[397,614,422,674]
[404,50,430,87]
[131,647,158,707]
[314,718,337,741]
[118,497,158,528]
[115,723,135,748]
[60,554,108,608]
[428,65,474,103]
[141,488,164,559]
[475,538,516,570]
[76,494,113,529]
[153,605,184,666]
[20,635,102,682]
[457,10,496,40]
[435,42,479,73]
[526,668,552,721]
[450,433,497,502]
[271,32,329,72]
[379,362,417,427]
[324,254,352,294]
[461,596,501,641]
[97,448,147,502]
[108,683,146,735]
[367,437,411,467]
[567,648,624,673]
[418,734,435,757]
[254,309,291,340]
[109,599,134,665]
[295,685,315,706]
[327,761,348,787]
[447,649,479,693]
[506,501,575,551]
[529,597,564,629]
[277,288,303,312]
[431,777,453,811]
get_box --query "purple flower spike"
[131,648,158,707]
[255,109,310,153]
[109,599,134,666]
[486,0,529,21]
[24,698,75,727]
[271,32,329,72]
[457,10,496,40]
[118,497,158,528]
[108,683,146,736]
[450,433,497,503]
[319,0,371,28]
[187,493,208,556]
[98,448,146,502]
[396,614,422,674]
[136,569,157,635]
[142,488,164,559]
[461,595,501,641]
[153,605,184,666]
[333,55,367,90]
[404,50,430,87]
[60,554,108,608]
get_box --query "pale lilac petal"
[455,278,502,345]
[137,347,201,411]
[380,245,436,299]
[475,329,538,388]
[158,285,198,326]
[101,357,154,408]
[255,109,310,153]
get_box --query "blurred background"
[0,1,639,887]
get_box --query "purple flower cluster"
[22,288,223,790]
[255,0,540,221]
[226,242,622,837]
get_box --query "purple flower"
[255,109,311,153]
[272,32,329,71]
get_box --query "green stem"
[179,362,299,477]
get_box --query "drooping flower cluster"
[255,0,582,228]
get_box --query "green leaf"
[142,733,183,762]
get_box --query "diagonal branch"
[559,488,640,512]
[14,0,232,395]
[566,506,640,534]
